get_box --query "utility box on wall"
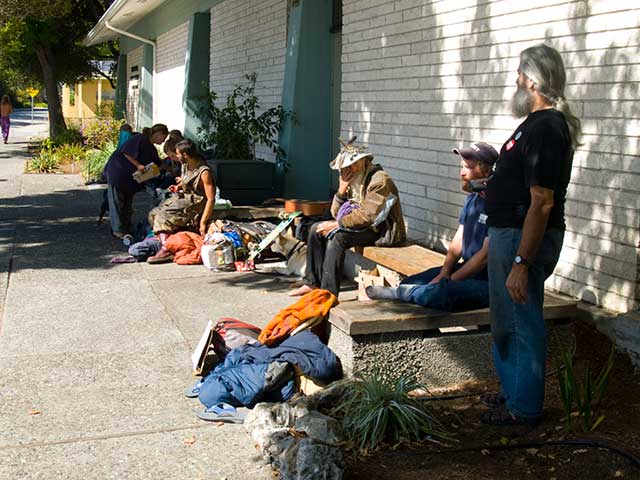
[209,159,276,206]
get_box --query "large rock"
[280,438,343,480]
[245,396,345,479]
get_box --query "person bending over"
[146,139,216,264]
[366,142,498,311]
[103,123,169,239]
[290,141,406,296]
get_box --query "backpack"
[192,318,262,376]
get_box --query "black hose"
[386,438,640,469]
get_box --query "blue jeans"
[399,265,489,312]
[488,227,563,419]
[107,184,134,235]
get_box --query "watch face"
[515,255,522,264]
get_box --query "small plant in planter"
[197,73,291,166]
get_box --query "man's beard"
[349,168,367,203]
[510,83,534,118]
[461,179,472,193]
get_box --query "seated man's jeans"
[488,227,563,419]
[303,222,379,295]
[399,265,489,312]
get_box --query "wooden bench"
[333,244,579,387]
[355,244,446,277]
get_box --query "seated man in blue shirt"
[366,142,498,311]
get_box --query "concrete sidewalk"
[0,114,295,479]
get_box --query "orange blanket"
[164,231,204,265]
[259,289,339,346]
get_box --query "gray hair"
[519,44,582,149]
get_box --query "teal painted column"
[138,44,154,128]
[279,0,333,200]
[114,54,127,120]
[183,12,211,141]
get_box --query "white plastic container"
[201,243,235,271]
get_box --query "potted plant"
[197,73,292,204]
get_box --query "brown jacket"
[331,164,406,247]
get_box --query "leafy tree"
[0,0,118,137]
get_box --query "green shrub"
[554,337,615,433]
[26,150,61,173]
[82,117,123,149]
[329,373,449,453]
[197,72,291,163]
[52,127,84,146]
[53,143,87,165]
[83,141,115,183]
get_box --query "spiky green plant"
[26,150,61,173]
[329,373,448,453]
[83,141,115,183]
[554,336,615,433]
[53,143,87,165]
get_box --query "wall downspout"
[105,21,157,122]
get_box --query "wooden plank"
[209,206,285,220]
[329,293,578,336]
[360,245,446,277]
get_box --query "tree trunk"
[35,44,66,138]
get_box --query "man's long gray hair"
[519,44,582,149]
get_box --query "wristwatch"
[514,255,530,267]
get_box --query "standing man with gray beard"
[482,44,582,426]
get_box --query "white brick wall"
[341,0,640,312]
[209,0,288,161]
[125,46,143,129]
[156,22,189,132]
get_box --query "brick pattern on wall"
[157,22,189,73]
[341,0,640,312]
[209,0,288,161]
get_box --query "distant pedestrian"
[1,95,13,144]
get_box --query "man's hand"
[428,271,450,285]
[199,222,207,237]
[338,167,354,195]
[316,220,339,237]
[506,264,528,304]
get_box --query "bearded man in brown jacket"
[290,142,406,297]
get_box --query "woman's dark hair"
[141,123,169,139]
[175,138,201,159]
[163,130,184,154]
[120,123,133,133]
[1,95,10,104]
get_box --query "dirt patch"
[344,321,640,480]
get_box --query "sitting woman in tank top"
[146,138,216,263]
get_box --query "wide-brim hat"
[329,137,373,170]
[329,150,373,170]
[452,142,499,165]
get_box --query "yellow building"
[62,62,116,125]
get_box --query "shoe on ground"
[147,249,174,264]
[479,391,506,408]
[480,403,541,427]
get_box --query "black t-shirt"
[485,109,573,230]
